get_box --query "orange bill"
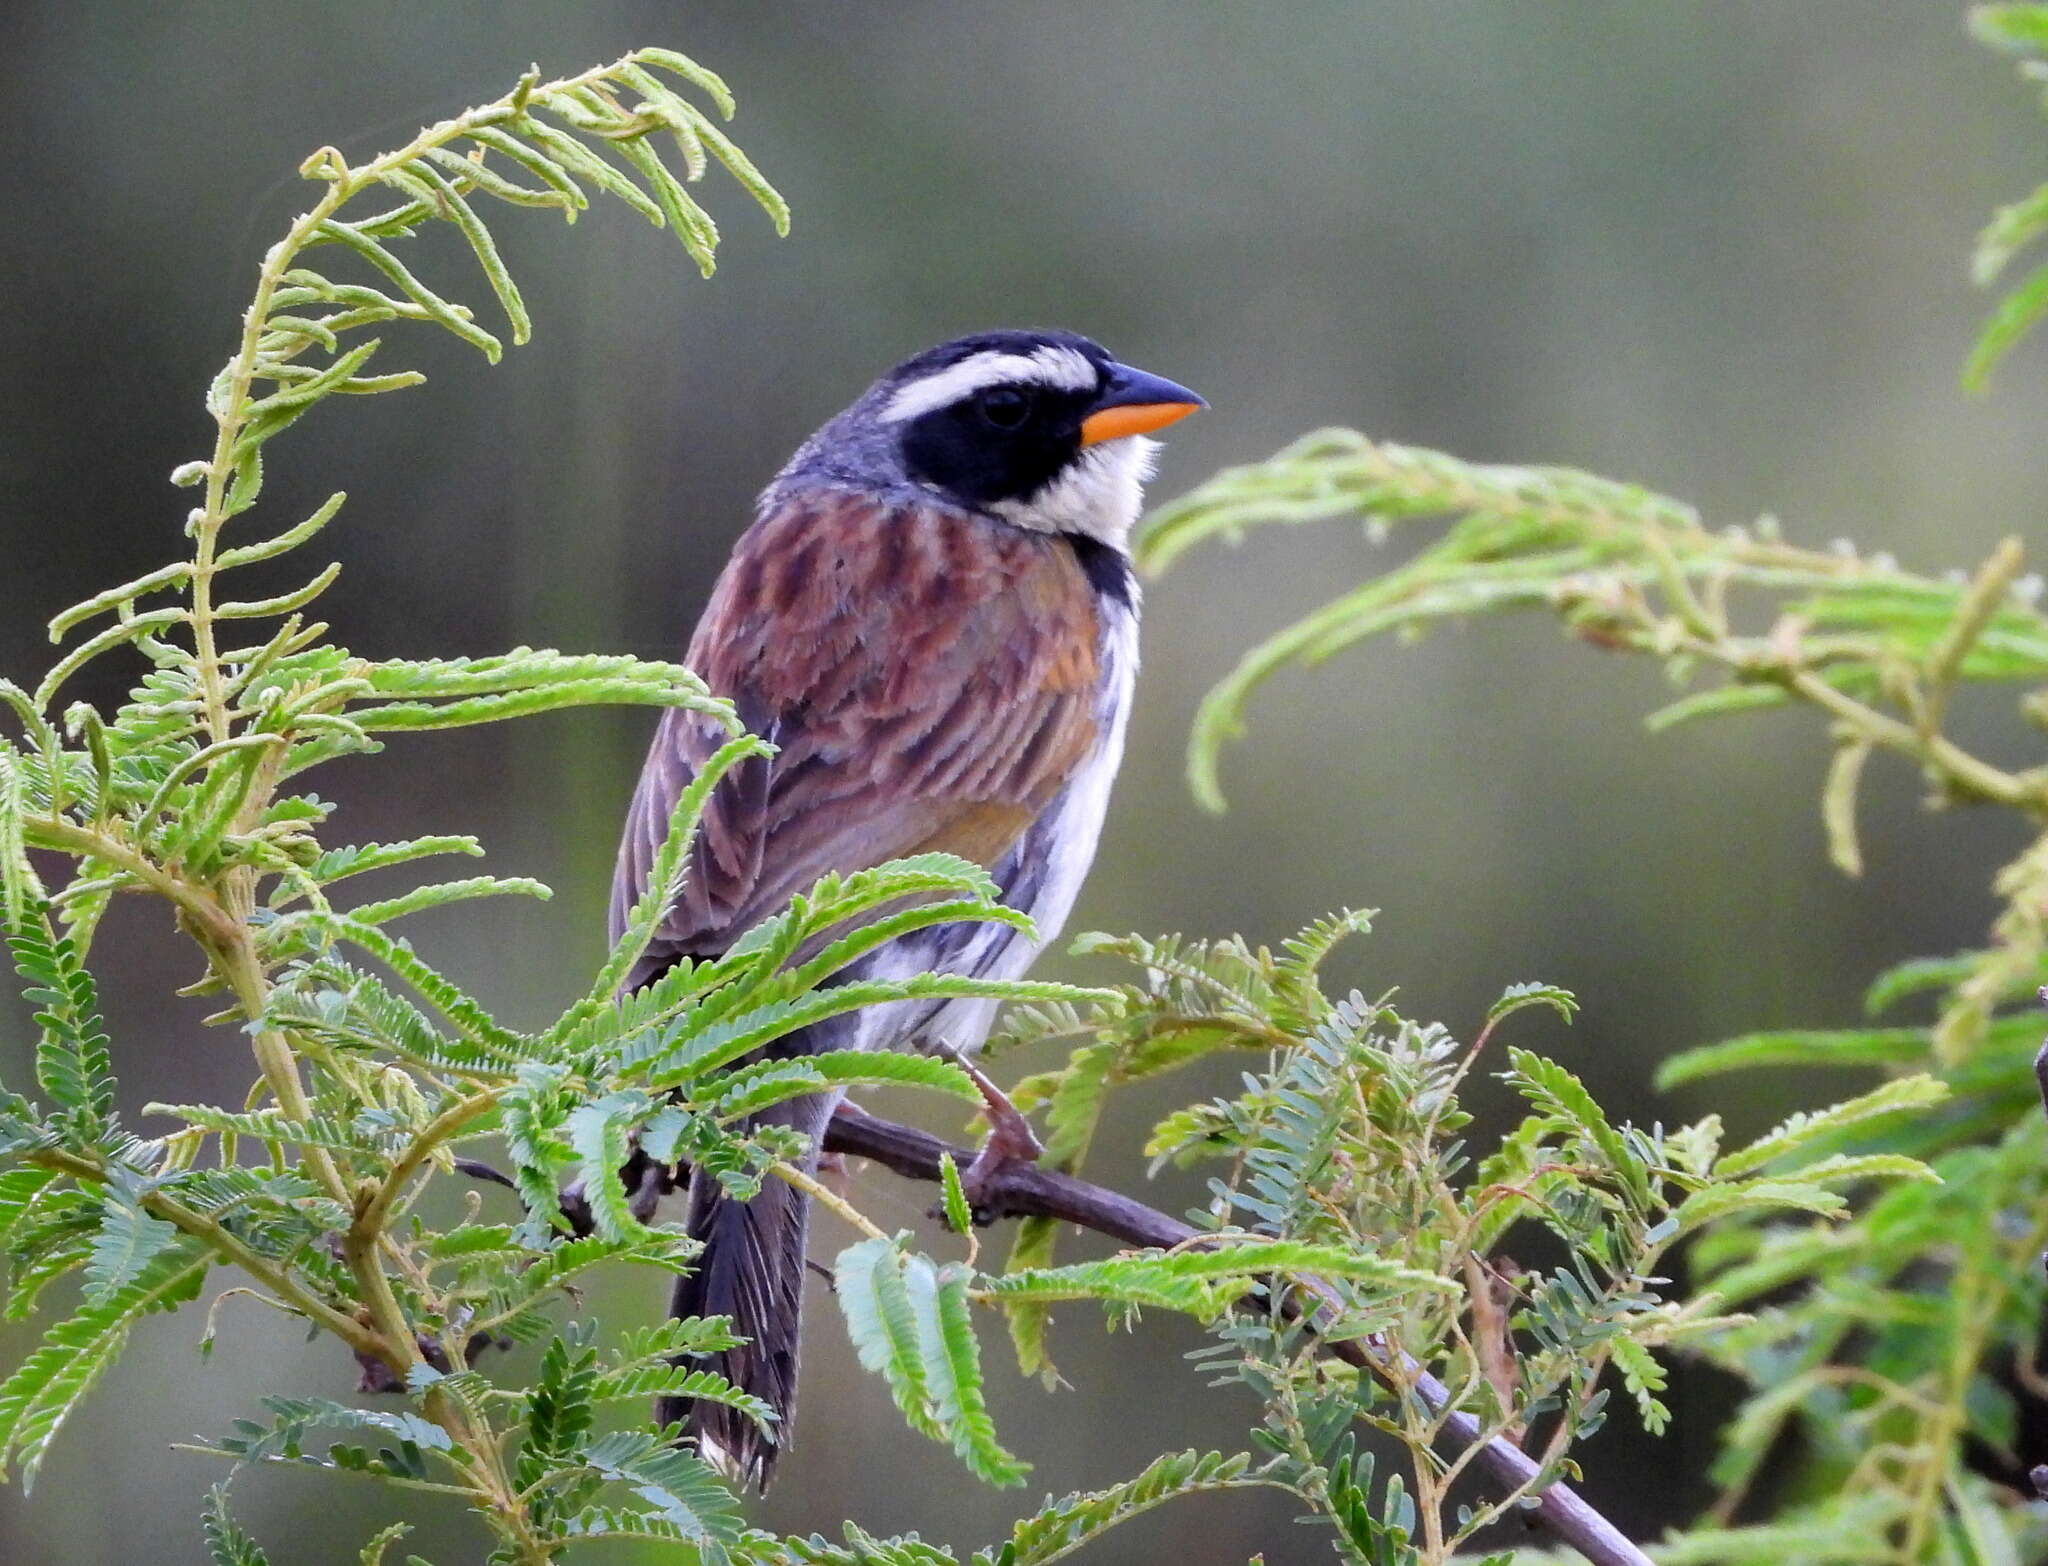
[1079,400,1204,446]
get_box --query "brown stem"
[821,1101,1652,1566]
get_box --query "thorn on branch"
[451,1157,515,1190]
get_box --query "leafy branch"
[0,45,1167,1566]
[3,42,1710,1566]
[0,26,1996,1566]
[1122,14,2048,1560]
[1140,431,2048,828]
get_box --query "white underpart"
[991,434,1160,548]
[881,345,1097,422]
[997,593,1139,970]
[923,594,1140,1055]
[697,1432,740,1481]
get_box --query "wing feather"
[610,492,1103,979]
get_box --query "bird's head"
[779,329,1205,549]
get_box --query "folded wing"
[610,491,1105,987]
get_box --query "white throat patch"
[990,435,1160,547]
[882,345,1097,423]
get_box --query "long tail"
[660,1093,833,1489]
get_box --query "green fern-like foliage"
[0,28,2005,1566]
[0,47,1125,1565]
[1127,14,2048,1560]
[814,913,1932,1561]
[1136,431,2048,1559]
[1968,5,2048,387]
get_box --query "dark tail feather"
[661,1101,828,1489]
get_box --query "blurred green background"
[3,1,2045,1559]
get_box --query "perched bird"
[609,329,1203,1486]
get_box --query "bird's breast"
[999,581,1137,944]
[855,589,1136,1059]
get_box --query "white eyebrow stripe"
[881,345,1098,422]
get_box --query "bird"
[608,328,1203,1487]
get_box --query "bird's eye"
[976,386,1034,430]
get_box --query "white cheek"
[991,436,1161,544]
